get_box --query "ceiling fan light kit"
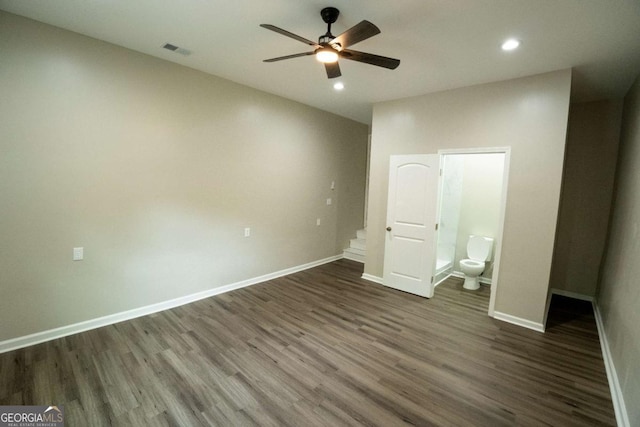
[316,46,339,63]
[260,7,400,79]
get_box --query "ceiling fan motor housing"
[318,34,333,44]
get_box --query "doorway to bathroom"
[434,148,510,316]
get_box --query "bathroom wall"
[0,12,368,343]
[366,70,571,327]
[453,153,505,281]
[550,100,622,297]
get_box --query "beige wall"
[597,74,640,426]
[453,153,505,281]
[0,12,368,342]
[550,100,622,297]
[366,70,571,326]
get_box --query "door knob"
[386,226,392,231]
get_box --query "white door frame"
[363,134,371,228]
[437,147,511,317]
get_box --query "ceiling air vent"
[162,43,191,56]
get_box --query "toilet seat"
[460,259,483,267]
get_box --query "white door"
[383,154,440,297]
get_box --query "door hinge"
[435,223,439,230]
[430,276,434,283]
[439,169,442,176]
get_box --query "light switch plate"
[326,198,332,205]
[73,247,83,261]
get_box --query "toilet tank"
[467,235,494,261]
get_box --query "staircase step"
[343,248,365,263]
[356,229,367,239]
[344,246,365,256]
[350,238,367,251]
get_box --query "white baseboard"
[366,272,491,287]
[451,271,492,285]
[433,276,448,288]
[593,300,630,427]
[550,288,594,302]
[0,254,343,354]
[361,273,383,285]
[493,311,545,332]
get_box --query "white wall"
[366,70,571,326]
[453,153,505,281]
[597,74,640,426]
[0,12,368,342]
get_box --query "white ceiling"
[2,0,640,124]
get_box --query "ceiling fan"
[260,7,400,79]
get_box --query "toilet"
[459,235,494,290]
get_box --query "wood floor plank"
[0,259,616,426]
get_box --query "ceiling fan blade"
[340,49,400,70]
[260,24,319,47]
[324,62,341,79]
[333,21,380,49]
[264,52,314,62]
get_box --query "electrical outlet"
[244,227,251,237]
[326,198,332,205]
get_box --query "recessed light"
[501,38,521,51]
[333,82,344,91]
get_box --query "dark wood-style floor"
[0,260,615,426]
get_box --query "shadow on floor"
[545,294,595,330]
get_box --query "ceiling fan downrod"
[319,7,340,43]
